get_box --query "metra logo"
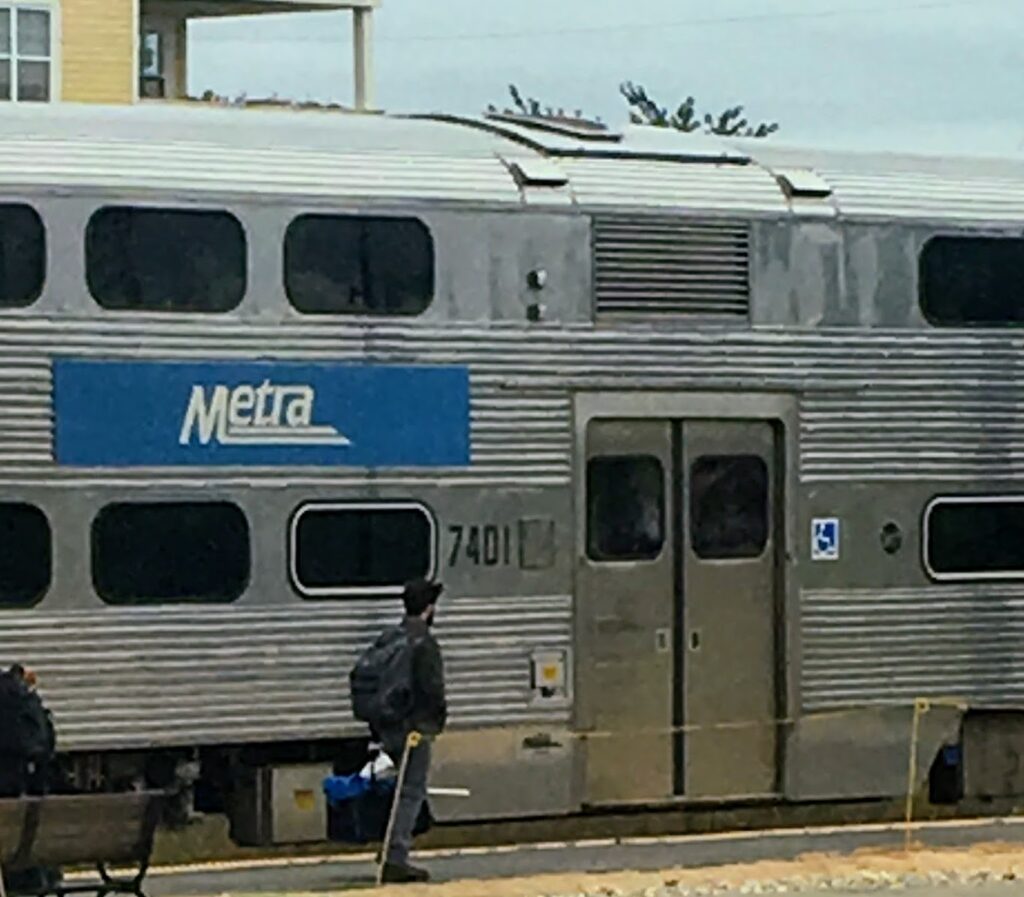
[179,381,351,447]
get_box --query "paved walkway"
[137,817,1024,896]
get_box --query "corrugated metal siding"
[0,595,572,751]
[0,358,51,465]
[802,389,1024,481]
[742,141,1024,223]
[802,585,1024,712]
[12,108,1024,222]
[796,334,1024,481]
[3,324,1024,483]
[470,388,570,472]
[560,158,788,213]
[0,105,522,158]
[593,215,750,317]
[819,167,1024,223]
[0,140,523,204]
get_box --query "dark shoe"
[5,866,55,896]
[381,863,429,884]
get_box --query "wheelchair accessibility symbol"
[812,518,840,561]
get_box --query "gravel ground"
[459,847,1024,897]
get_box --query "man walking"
[351,579,447,883]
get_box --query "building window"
[0,203,44,306]
[0,503,50,607]
[586,455,665,562]
[284,214,435,316]
[690,455,769,560]
[92,502,250,604]
[139,30,165,99]
[86,207,247,312]
[920,236,1024,326]
[925,497,1024,580]
[0,6,54,103]
[291,502,436,597]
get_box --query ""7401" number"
[448,525,513,567]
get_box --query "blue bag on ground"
[323,769,433,845]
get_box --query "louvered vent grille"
[594,215,751,317]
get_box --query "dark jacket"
[0,674,56,797]
[403,616,447,737]
[375,616,447,756]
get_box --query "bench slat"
[0,793,166,870]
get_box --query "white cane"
[376,730,421,887]
[0,831,8,897]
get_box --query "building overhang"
[142,0,378,19]
[139,0,380,110]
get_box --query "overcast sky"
[188,0,1024,156]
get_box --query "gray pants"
[385,739,431,866]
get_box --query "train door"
[681,420,779,799]
[578,420,675,804]
[578,415,781,804]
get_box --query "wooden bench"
[0,792,169,897]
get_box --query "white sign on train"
[179,381,351,448]
[811,518,840,561]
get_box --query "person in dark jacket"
[0,665,61,896]
[0,664,54,798]
[378,579,447,884]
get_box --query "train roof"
[3,102,1024,222]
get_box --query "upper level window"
[92,502,250,604]
[284,214,434,316]
[0,203,44,306]
[925,496,1024,580]
[920,236,1024,326]
[291,502,436,597]
[86,207,246,312]
[0,6,53,103]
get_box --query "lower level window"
[92,502,250,604]
[925,496,1024,580]
[0,502,50,606]
[0,7,54,103]
[291,502,435,597]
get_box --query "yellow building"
[1,0,378,107]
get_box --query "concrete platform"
[134,816,1024,896]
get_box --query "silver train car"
[1,102,1024,836]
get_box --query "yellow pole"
[903,698,929,852]
[377,731,422,886]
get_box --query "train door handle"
[689,630,701,652]
[655,629,671,653]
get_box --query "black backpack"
[349,626,416,731]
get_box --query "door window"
[586,455,665,561]
[690,454,769,559]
